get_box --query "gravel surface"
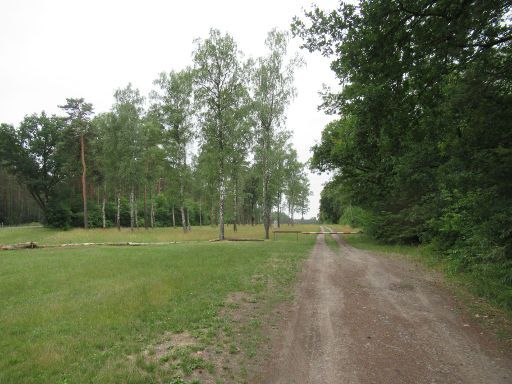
[259,230,512,383]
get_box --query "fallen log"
[301,231,362,234]
[1,241,181,250]
[209,238,264,242]
[0,242,38,250]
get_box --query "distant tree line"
[0,167,42,225]
[0,29,311,239]
[293,1,512,308]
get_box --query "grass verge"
[0,224,321,245]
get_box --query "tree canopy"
[293,0,512,308]
[0,28,311,236]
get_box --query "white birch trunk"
[180,205,187,232]
[219,169,225,240]
[130,187,134,231]
[263,169,271,239]
[102,195,106,229]
[233,179,238,232]
[135,198,138,229]
[116,191,121,231]
[150,199,155,228]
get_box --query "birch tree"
[193,29,247,240]
[252,29,301,239]
[152,69,194,232]
[94,112,116,228]
[283,149,304,226]
[113,84,144,231]
[140,112,164,229]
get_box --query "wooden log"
[0,242,38,250]
[301,231,362,234]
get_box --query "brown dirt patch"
[258,230,512,383]
[143,331,197,362]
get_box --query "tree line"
[0,29,311,239]
[293,0,512,308]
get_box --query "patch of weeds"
[160,354,171,363]
[169,346,213,376]
[229,343,239,354]
[324,233,339,253]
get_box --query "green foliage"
[0,114,67,213]
[339,205,371,229]
[45,200,72,229]
[295,0,512,308]
[1,29,311,238]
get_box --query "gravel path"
[259,229,512,383]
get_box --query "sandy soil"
[257,229,512,383]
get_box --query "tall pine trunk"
[172,205,176,227]
[80,134,88,229]
[150,200,155,228]
[199,199,202,226]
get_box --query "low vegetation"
[0,224,320,246]
[0,226,316,383]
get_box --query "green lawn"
[0,224,321,245]
[0,232,316,383]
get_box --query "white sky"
[0,0,340,217]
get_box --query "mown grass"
[0,224,320,245]
[0,232,317,383]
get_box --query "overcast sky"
[0,0,340,217]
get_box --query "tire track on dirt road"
[258,228,512,383]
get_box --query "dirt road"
[259,230,512,383]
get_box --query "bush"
[45,200,72,229]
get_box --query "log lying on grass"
[0,242,38,250]
[208,238,265,242]
[301,231,362,234]
[0,241,181,251]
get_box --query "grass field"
[0,225,318,383]
[0,224,321,245]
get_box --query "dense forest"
[0,29,311,239]
[293,0,512,308]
